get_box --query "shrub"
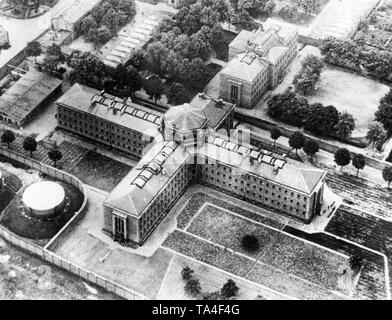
[181,266,194,282]
[221,279,239,299]
[185,278,201,297]
[241,235,260,253]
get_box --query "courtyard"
[67,150,132,192]
[48,182,389,300]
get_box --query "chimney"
[162,169,167,176]
[273,164,279,174]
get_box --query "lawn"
[187,205,279,258]
[304,65,390,137]
[259,233,351,294]
[252,0,330,26]
[247,262,345,300]
[68,151,132,192]
[186,201,352,295]
[163,229,254,277]
[177,191,284,230]
[157,253,287,300]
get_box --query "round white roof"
[22,181,65,211]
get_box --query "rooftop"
[51,0,100,26]
[104,134,327,217]
[164,104,208,131]
[0,69,62,124]
[221,51,269,83]
[56,84,161,136]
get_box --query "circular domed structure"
[22,181,66,219]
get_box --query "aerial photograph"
[0,0,391,307]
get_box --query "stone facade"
[220,24,298,109]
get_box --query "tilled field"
[325,172,392,219]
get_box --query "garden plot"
[259,233,351,295]
[187,204,280,258]
[185,204,352,296]
[68,150,132,192]
[325,172,392,220]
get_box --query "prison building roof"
[198,140,326,195]
[104,141,190,217]
[190,93,236,130]
[220,51,269,83]
[0,69,62,126]
[56,83,160,135]
[105,134,326,218]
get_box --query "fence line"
[0,146,148,300]
[0,224,148,300]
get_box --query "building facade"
[56,84,160,158]
[57,83,327,246]
[102,97,327,246]
[220,23,298,109]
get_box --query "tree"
[232,9,257,30]
[293,54,324,95]
[48,149,63,168]
[334,148,351,172]
[335,112,355,140]
[303,139,319,160]
[26,41,42,64]
[23,136,37,157]
[367,122,386,150]
[1,130,16,149]
[375,89,392,132]
[382,166,392,189]
[46,44,65,63]
[124,66,143,100]
[270,127,281,149]
[144,42,169,75]
[181,266,194,282]
[349,254,364,272]
[304,104,339,136]
[184,278,201,297]
[167,83,190,105]
[241,235,260,253]
[293,0,318,14]
[144,75,164,104]
[352,154,366,177]
[289,131,305,155]
[221,279,239,299]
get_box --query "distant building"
[219,24,298,109]
[0,25,9,47]
[0,69,62,128]
[50,0,103,35]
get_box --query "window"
[230,84,239,101]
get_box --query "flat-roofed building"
[220,23,298,109]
